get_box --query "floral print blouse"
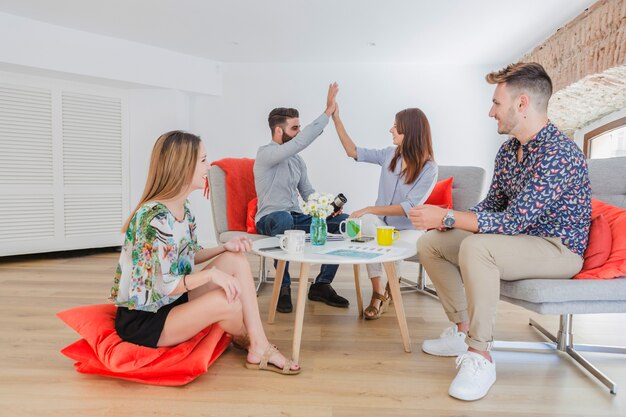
[110,201,201,312]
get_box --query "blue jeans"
[256,211,349,288]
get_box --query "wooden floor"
[1,249,625,417]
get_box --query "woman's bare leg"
[158,289,244,346]
[207,252,299,370]
[159,251,298,370]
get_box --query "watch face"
[443,217,455,227]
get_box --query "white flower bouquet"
[300,192,334,218]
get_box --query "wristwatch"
[442,210,456,229]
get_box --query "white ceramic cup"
[279,230,306,254]
[339,218,362,239]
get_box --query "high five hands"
[325,82,339,117]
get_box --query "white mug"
[279,230,305,254]
[339,218,362,239]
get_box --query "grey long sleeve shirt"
[254,113,329,223]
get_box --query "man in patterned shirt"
[409,62,591,401]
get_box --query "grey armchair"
[403,165,487,295]
[495,156,626,394]
[208,163,271,290]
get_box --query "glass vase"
[310,216,328,246]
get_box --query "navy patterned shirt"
[470,122,591,257]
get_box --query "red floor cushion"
[57,304,231,386]
[425,177,453,209]
[575,199,626,279]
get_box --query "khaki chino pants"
[417,229,583,351]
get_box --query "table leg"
[267,260,286,324]
[292,262,310,363]
[353,264,364,317]
[383,261,412,352]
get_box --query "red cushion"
[574,199,626,279]
[57,304,231,385]
[424,177,453,209]
[580,214,611,270]
[246,197,258,234]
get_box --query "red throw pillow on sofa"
[424,177,453,209]
[580,214,612,270]
[575,199,626,279]
[57,304,230,385]
[246,197,258,234]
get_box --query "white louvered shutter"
[62,92,124,238]
[0,75,128,256]
[0,83,55,246]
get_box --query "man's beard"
[282,132,294,143]
[497,107,517,135]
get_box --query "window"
[584,117,626,159]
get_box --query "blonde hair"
[122,130,201,232]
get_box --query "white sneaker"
[448,352,496,401]
[422,325,468,357]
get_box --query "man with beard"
[409,62,591,401]
[254,83,349,314]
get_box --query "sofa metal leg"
[529,318,558,344]
[494,314,620,395]
[400,264,439,298]
[572,344,626,354]
[566,346,617,394]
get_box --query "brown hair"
[486,62,553,111]
[389,108,434,184]
[121,130,201,232]
[268,107,299,134]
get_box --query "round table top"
[251,236,417,265]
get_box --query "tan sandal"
[245,345,301,375]
[363,292,389,320]
[385,278,401,305]
[385,282,392,304]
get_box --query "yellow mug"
[377,226,400,246]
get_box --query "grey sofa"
[496,156,626,394]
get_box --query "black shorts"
[115,293,189,348]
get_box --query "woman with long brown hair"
[332,106,437,319]
[110,131,300,374]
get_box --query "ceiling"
[0,0,595,64]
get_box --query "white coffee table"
[252,237,417,362]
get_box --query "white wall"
[128,89,190,205]
[190,63,503,244]
[1,12,508,248]
[0,12,222,95]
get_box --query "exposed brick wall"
[550,66,626,135]
[523,0,625,91]
[522,0,626,135]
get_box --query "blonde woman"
[110,131,300,375]
[332,106,437,319]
